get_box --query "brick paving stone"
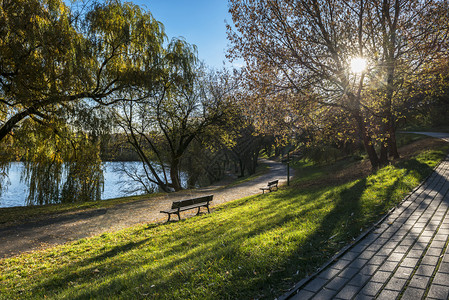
[401,257,419,268]
[400,238,416,246]
[361,235,378,244]
[349,274,372,288]
[427,284,449,299]
[359,281,384,296]
[420,255,440,266]
[387,252,405,262]
[407,249,425,258]
[370,270,392,283]
[438,227,449,236]
[290,289,315,300]
[303,277,329,292]
[432,271,449,285]
[415,264,436,276]
[382,232,400,241]
[358,250,377,259]
[430,240,446,249]
[421,229,435,240]
[395,245,411,253]
[427,247,444,257]
[437,262,449,273]
[413,243,427,251]
[444,254,449,263]
[413,223,426,229]
[401,286,425,299]
[332,259,352,270]
[367,255,388,266]
[351,244,369,253]
[352,293,375,300]
[383,277,407,291]
[377,247,394,256]
[317,267,340,280]
[335,285,360,299]
[311,287,337,300]
[408,275,431,289]
[376,289,400,300]
[340,251,360,261]
[366,243,384,252]
[339,267,360,279]
[347,258,368,270]
[359,264,377,276]
[325,276,350,291]
[417,235,432,243]
[379,261,399,272]
[394,266,414,279]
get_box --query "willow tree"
[228,0,449,169]
[0,0,167,203]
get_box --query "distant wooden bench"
[260,180,279,194]
[160,195,213,222]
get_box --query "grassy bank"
[0,139,448,299]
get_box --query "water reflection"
[0,162,179,208]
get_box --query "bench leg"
[177,211,181,220]
[167,213,171,222]
[207,204,210,213]
[197,207,201,215]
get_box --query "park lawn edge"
[0,139,448,299]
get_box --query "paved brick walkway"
[282,133,449,300]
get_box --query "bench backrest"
[171,195,213,209]
[268,180,278,186]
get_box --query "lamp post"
[287,148,290,186]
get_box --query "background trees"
[228,0,449,169]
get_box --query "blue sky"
[131,0,232,69]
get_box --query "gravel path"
[0,159,291,258]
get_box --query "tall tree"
[0,0,167,202]
[228,0,449,169]
[0,0,166,143]
[113,42,234,192]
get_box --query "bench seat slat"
[160,195,213,222]
[260,180,279,194]
[161,203,210,214]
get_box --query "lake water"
[0,162,166,208]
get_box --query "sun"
[350,57,367,73]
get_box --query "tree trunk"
[356,115,380,170]
[170,158,183,191]
[388,123,400,159]
[379,142,389,166]
[239,159,245,177]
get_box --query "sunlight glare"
[350,57,367,73]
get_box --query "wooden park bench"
[260,180,279,194]
[160,195,213,222]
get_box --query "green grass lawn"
[0,140,448,299]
